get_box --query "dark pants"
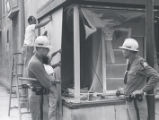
[23,46,34,77]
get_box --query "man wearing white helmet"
[117,38,159,120]
[28,36,59,120]
[23,16,52,77]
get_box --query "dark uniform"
[124,55,159,120]
[28,53,57,120]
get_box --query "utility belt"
[126,94,143,102]
[31,83,49,95]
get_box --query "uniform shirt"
[24,24,36,46]
[28,53,52,88]
[124,56,159,95]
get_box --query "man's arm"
[51,49,61,59]
[29,61,52,88]
[52,61,61,69]
[139,62,159,92]
[35,16,52,29]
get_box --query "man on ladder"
[28,36,60,120]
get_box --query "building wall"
[0,0,14,89]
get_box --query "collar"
[128,54,139,65]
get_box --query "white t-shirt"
[24,24,36,46]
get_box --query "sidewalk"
[0,86,16,120]
[0,86,32,120]
[0,70,32,120]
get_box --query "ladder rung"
[16,63,24,66]
[11,96,17,98]
[20,99,29,102]
[20,95,29,98]
[12,73,23,77]
[10,95,29,98]
[11,84,29,88]
[9,90,16,94]
[21,112,31,114]
[13,52,23,55]
[10,106,18,109]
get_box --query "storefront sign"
[37,0,66,18]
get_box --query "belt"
[31,85,49,95]
[126,94,143,102]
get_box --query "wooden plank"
[101,30,107,92]
[63,103,128,120]
[81,0,159,6]
[145,0,155,120]
[73,5,80,102]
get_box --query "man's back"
[28,53,52,89]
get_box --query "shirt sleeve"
[139,60,159,92]
[29,61,52,88]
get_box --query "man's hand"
[116,88,125,96]
[43,31,48,36]
[57,49,61,54]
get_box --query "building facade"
[0,0,159,120]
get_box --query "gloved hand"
[131,90,144,102]
[116,88,125,96]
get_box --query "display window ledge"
[63,94,159,109]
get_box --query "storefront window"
[62,5,145,98]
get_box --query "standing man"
[23,16,52,77]
[117,38,159,120]
[28,36,58,120]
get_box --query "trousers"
[23,46,34,77]
[126,96,148,120]
[29,86,58,120]
[30,91,44,120]
[48,86,58,120]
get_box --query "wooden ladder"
[8,52,30,120]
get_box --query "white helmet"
[119,38,139,51]
[34,36,51,49]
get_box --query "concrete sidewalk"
[0,86,16,120]
[0,86,32,120]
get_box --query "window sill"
[63,96,125,109]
